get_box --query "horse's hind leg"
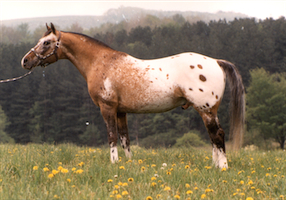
[199,110,228,169]
[117,112,132,159]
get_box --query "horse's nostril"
[24,58,28,63]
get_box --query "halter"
[31,31,61,67]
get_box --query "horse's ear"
[46,23,51,30]
[50,23,56,34]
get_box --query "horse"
[21,23,245,169]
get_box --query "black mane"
[68,32,114,50]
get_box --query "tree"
[0,105,13,143]
[246,68,286,149]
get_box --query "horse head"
[21,23,61,70]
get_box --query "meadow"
[0,143,285,200]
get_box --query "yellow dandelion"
[71,185,76,188]
[240,180,244,185]
[246,197,254,200]
[251,170,256,174]
[67,179,71,183]
[166,171,171,175]
[280,195,284,199]
[222,180,227,183]
[146,196,153,200]
[122,191,128,196]
[122,182,128,187]
[118,182,123,186]
[151,164,156,168]
[78,162,84,167]
[112,190,119,194]
[185,165,190,169]
[128,178,134,182]
[151,182,157,187]
[266,173,270,177]
[58,166,63,171]
[185,183,190,188]
[54,194,59,199]
[58,162,62,165]
[164,186,171,191]
[33,166,38,171]
[72,167,76,171]
[248,180,254,185]
[75,169,83,174]
[107,179,113,183]
[138,159,143,164]
[119,166,125,170]
[114,185,119,189]
[186,190,193,194]
[156,194,161,198]
[194,186,198,190]
[151,177,156,181]
[115,194,122,199]
[221,167,227,172]
[48,173,54,178]
[251,187,255,190]
[201,194,206,199]
[204,166,211,170]
[205,156,209,160]
[61,168,69,173]
[174,194,180,199]
[52,170,59,175]
[43,167,50,172]
[141,166,146,172]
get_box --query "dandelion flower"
[141,166,146,172]
[138,159,143,164]
[166,171,171,175]
[122,191,128,196]
[48,173,54,178]
[156,194,161,198]
[151,177,156,181]
[67,179,71,183]
[186,190,193,194]
[146,196,153,200]
[114,185,119,189]
[107,179,113,183]
[78,162,84,167]
[151,164,156,168]
[75,169,83,174]
[58,162,62,165]
[240,180,244,185]
[115,194,122,199]
[72,167,76,171]
[174,194,180,199]
[52,170,59,175]
[246,198,254,200]
[122,182,128,187]
[266,173,270,177]
[43,167,50,172]
[58,166,63,171]
[185,183,190,188]
[33,166,38,171]
[221,167,227,172]
[61,168,69,173]
[119,166,125,170]
[222,180,227,183]
[185,165,190,169]
[151,182,157,187]
[164,186,171,191]
[201,194,206,199]
[112,190,119,194]
[128,178,134,182]
[194,187,198,190]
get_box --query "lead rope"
[0,70,33,83]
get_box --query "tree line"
[0,16,286,149]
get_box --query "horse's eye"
[43,41,51,46]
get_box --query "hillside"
[1,6,249,31]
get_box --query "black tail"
[217,60,245,150]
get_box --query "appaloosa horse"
[21,23,245,169]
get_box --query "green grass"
[0,143,285,200]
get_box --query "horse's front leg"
[100,103,119,163]
[117,113,132,159]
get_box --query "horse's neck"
[60,32,113,80]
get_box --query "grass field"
[0,143,285,200]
